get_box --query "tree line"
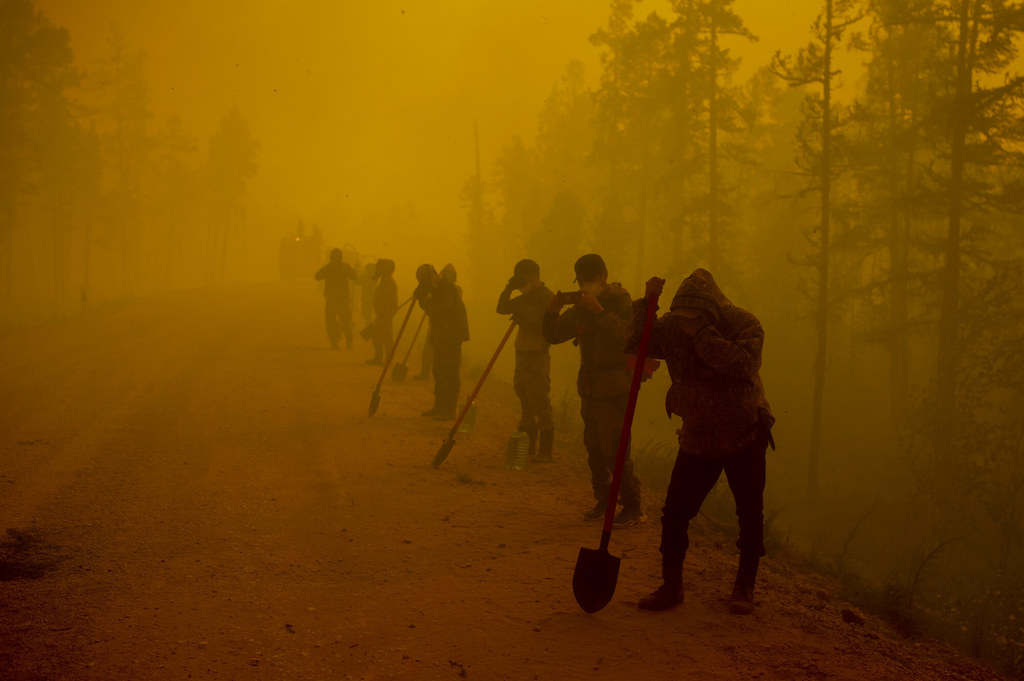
[463,0,1024,673]
[0,0,259,325]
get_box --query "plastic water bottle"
[504,431,529,470]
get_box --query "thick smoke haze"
[33,0,812,260]
[38,1,614,252]
[4,0,1024,677]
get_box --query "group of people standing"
[314,251,467,420]
[315,248,775,616]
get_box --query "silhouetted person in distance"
[415,263,469,421]
[629,269,775,615]
[415,264,459,381]
[542,254,644,525]
[414,322,433,381]
[314,247,357,350]
[358,262,376,330]
[368,259,397,366]
[497,259,555,461]
[445,264,463,294]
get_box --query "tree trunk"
[808,0,834,497]
[887,57,911,417]
[936,0,976,457]
[634,185,647,289]
[53,214,65,316]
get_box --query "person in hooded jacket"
[368,259,398,366]
[627,269,775,615]
[543,254,644,526]
[314,247,357,350]
[415,263,469,421]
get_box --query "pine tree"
[206,106,258,284]
[772,0,865,495]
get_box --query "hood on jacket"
[375,259,395,278]
[670,268,731,321]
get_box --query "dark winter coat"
[315,261,356,301]
[418,278,469,345]
[626,268,774,458]
[497,284,554,353]
[543,282,633,400]
[374,276,398,320]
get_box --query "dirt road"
[0,284,1003,680]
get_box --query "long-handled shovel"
[368,300,417,418]
[392,311,428,382]
[360,295,414,341]
[431,320,516,468]
[572,292,660,613]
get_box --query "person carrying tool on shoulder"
[415,263,469,421]
[629,269,775,615]
[542,254,644,526]
[497,259,556,462]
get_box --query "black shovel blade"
[573,545,620,613]
[391,362,409,382]
[368,389,381,418]
[432,438,455,468]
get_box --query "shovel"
[572,292,659,613]
[368,300,417,418]
[360,295,414,342]
[432,320,516,468]
[392,311,428,382]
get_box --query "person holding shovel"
[415,263,469,421]
[629,269,775,615]
[543,254,644,525]
[496,259,555,462]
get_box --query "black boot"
[583,499,607,521]
[639,555,684,611]
[613,505,646,527]
[536,428,554,462]
[729,556,759,615]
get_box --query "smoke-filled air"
[2,0,1024,678]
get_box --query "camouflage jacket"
[543,282,632,400]
[497,284,554,353]
[626,270,774,458]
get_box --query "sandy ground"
[0,283,1007,681]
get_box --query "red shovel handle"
[399,311,429,366]
[445,320,517,439]
[601,293,659,537]
[374,301,417,393]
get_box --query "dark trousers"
[419,327,433,377]
[432,341,462,414]
[372,317,393,362]
[581,396,642,509]
[514,352,553,432]
[325,298,352,348]
[660,436,767,573]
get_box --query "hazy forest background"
[3,0,1024,675]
